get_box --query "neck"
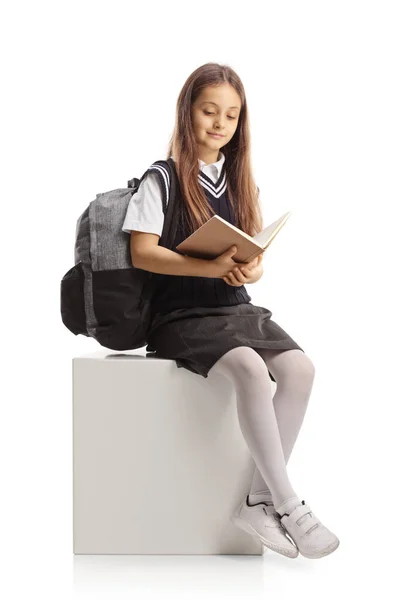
[197,148,220,165]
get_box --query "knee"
[232,347,271,385]
[215,346,270,384]
[293,351,316,386]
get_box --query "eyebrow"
[200,101,240,109]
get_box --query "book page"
[252,212,291,247]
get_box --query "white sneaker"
[230,495,299,558]
[277,499,340,559]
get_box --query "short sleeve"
[121,171,165,237]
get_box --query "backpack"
[60,157,181,351]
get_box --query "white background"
[1,0,399,597]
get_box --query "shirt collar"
[198,151,225,179]
[170,151,225,179]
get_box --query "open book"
[176,211,292,263]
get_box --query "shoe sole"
[297,537,340,559]
[279,522,341,558]
[230,515,299,558]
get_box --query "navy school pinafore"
[145,160,304,382]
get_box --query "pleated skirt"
[145,302,304,383]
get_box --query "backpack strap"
[127,159,174,214]
[127,158,181,251]
[146,160,172,214]
[157,158,181,249]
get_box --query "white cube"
[73,349,265,555]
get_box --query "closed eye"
[205,111,236,119]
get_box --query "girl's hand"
[222,254,263,286]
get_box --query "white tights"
[208,346,315,509]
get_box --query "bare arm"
[130,231,217,278]
[134,245,218,278]
[130,231,255,279]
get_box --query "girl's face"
[191,83,241,163]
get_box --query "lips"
[207,132,224,138]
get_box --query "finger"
[233,267,250,283]
[224,273,236,286]
[233,268,250,284]
[225,271,240,286]
[229,271,240,284]
[232,268,247,283]
[238,266,253,278]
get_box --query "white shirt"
[121,151,225,237]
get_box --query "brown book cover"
[176,211,292,263]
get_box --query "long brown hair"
[165,63,263,237]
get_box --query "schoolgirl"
[122,63,339,559]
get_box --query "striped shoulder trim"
[147,161,171,211]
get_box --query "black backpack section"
[60,158,182,351]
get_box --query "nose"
[214,119,226,131]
